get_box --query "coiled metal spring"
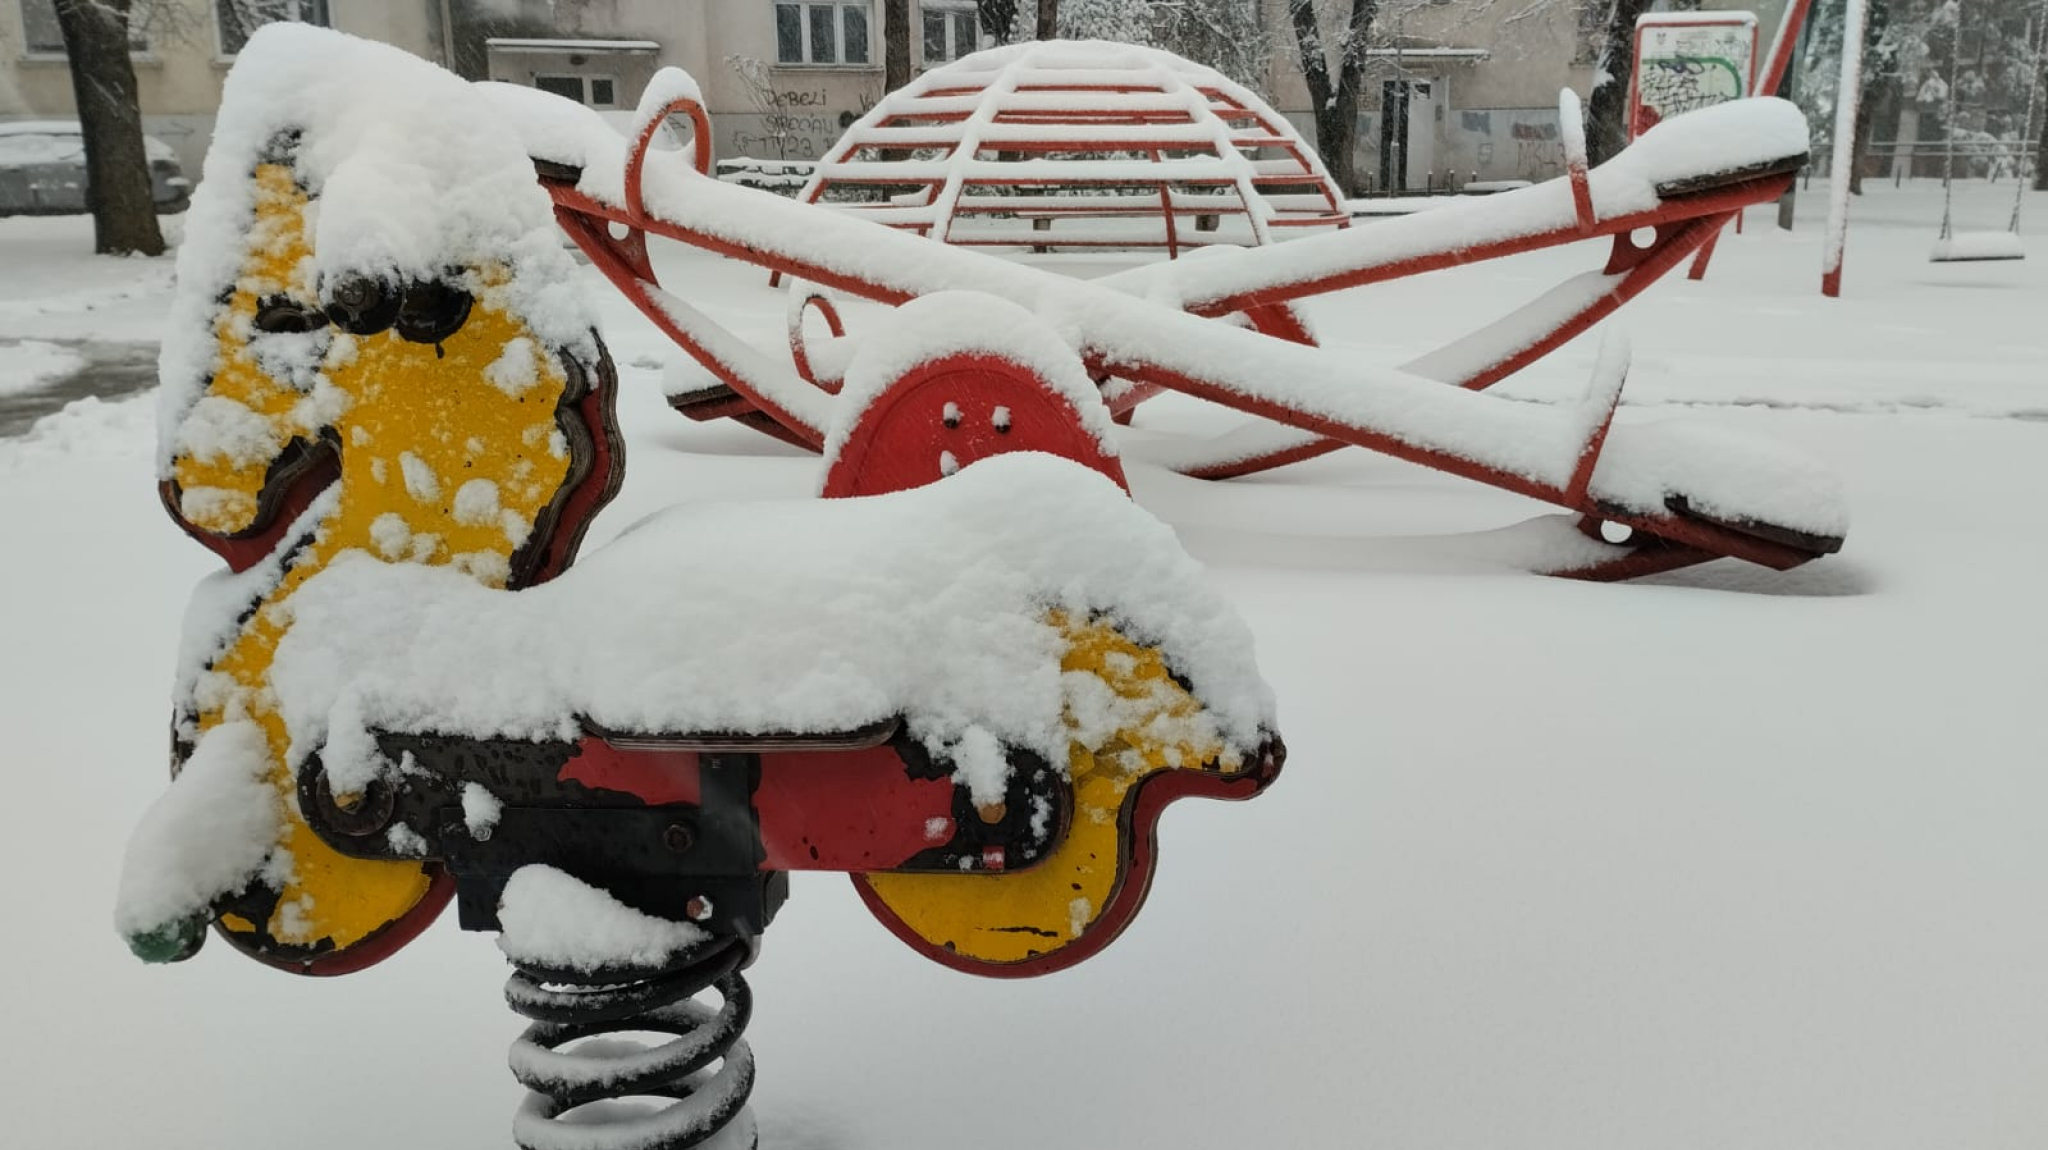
[506,935,758,1150]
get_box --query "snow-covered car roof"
[0,121,180,165]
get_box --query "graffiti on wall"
[1434,109,1570,183]
[1510,120,1564,179]
[725,55,877,161]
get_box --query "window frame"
[773,0,875,68]
[214,0,332,61]
[18,0,156,59]
[532,73,622,110]
[920,0,979,66]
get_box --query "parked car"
[0,121,192,216]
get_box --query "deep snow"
[1,178,2044,1149]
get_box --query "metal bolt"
[316,773,394,838]
[331,278,371,309]
[685,896,715,923]
[663,823,695,854]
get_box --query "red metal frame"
[819,352,1127,497]
[1627,14,1762,281]
[553,734,965,874]
[1186,210,1740,479]
[802,54,1348,254]
[540,89,1835,581]
[787,286,847,393]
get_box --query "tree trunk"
[886,0,913,90]
[1585,0,1654,164]
[54,0,164,256]
[2037,104,2047,192]
[2036,38,2048,191]
[1849,76,1888,194]
[1847,0,1893,195]
[1288,0,1375,196]
[1036,0,1058,41]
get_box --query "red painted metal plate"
[821,353,1126,498]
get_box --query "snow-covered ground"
[2,180,2044,1149]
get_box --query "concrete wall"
[700,0,883,162]
[552,0,712,84]
[485,45,665,108]
[501,0,890,162]
[1443,105,1568,181]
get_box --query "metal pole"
[1822,0,1868,297]
[438,0,458,71]
[1777,5,1810,229]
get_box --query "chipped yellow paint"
[861,613,1242,965]
[172,164,319,534]
[174,160,575,957]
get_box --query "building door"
[1378,80,1436,192]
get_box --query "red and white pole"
[1822,0,1868,296]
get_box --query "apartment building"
[2,0,1789,194]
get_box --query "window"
[922,3,978,64]
[21,0,153,55]
[217,0,330,58]
[535,75,582,101]
[534,74,620,109]
[775,0,870,66]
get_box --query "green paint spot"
[126,918,207,964]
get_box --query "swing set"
[1927,0,2041,262]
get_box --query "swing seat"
[1930,231,2027,263]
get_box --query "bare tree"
[1039,0,1061,39]
[1288,0,1377,195]
[1847,0,1898,192]
[53,0,164,256]
[1149,0,1272,90]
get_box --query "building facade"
[477,0,986,164]
[2,0,1791,194]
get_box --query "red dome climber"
[799,40,1350,255]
